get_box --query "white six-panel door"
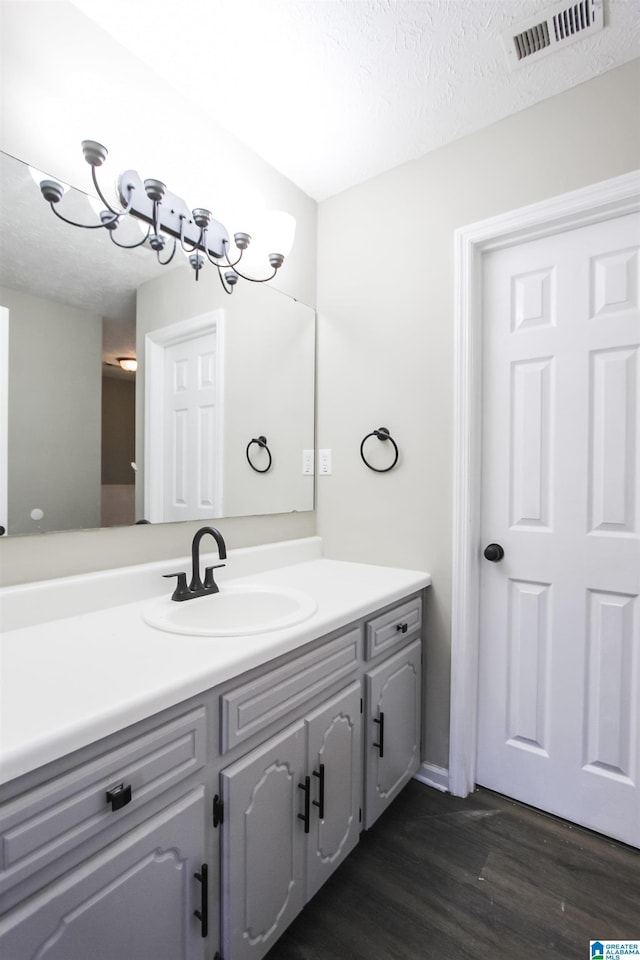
[477,212,640,848]
[163,332,219,522]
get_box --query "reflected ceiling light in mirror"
[117,357,137,373]
[33,140,296,295]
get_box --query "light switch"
[318,449,332,475]
[302,449,314,475]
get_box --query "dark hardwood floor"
[264,781,639,960]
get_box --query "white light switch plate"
[318,449,332,475]
[302,449,314,475]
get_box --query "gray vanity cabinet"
[0,588,426,960]
[364,638,422,829]
[220,681,362,960]
[305,681,362,899]
[0,705,212,960]
[0,787,208,960]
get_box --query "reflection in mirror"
[0,151,315,537]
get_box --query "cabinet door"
[365,639,421,829]
[305,681,362,900]
[221,722,306,960]
[0,788,208,960]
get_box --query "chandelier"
[33,140,296,294]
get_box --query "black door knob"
[484,543,504,562]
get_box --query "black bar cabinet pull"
[312,763,325,819]
[396,622,408,633]
[298,776,311,833]
[193,863,208,938]
[105,783,132,811]
[373,712,385,758]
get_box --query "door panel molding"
[144,309,225,523]
[450,170,640,798]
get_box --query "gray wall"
[135,268,314,521]
[316,59,640,772]
[1,285,102,535]
[102,375,135,485]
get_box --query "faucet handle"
[163,571,190,602]
[204,564,225,592]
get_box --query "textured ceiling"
[0,151,152,365]
[70,0,640,200]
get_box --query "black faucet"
[163,526,227,602]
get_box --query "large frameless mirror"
[0,150,315,537]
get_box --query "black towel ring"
[360,427,399,473]
[246,435,272,473]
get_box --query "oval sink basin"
[143,583,318,637]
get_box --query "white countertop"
[0,539,430,786]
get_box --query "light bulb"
[224,187,267,241]
[29,165,69,195]
[117,357,137,372]
[262,210,296,257]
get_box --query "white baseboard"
[414,762,449,793]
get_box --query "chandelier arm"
[109,225,152,249]
[223,243,244,269]
[217,268,234,295]
[179,215,201,253]
[50,203,120,229]
[224,263,279,284]
[156,237,177,266]
[202,233,226,266]
[91,166,134,216]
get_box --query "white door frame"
[144,309,225,523]
[449,170,640,798]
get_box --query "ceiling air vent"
[502,0,604,68]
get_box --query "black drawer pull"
[312,763,325,820]
[396,622,408,634]
[373,712,385,758]
[106,783,132,811]
[193,863,208,937]
[298,776,311,833]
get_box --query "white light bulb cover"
[224,187,267,239]
[29,165,69,194]
[28,165,47,185]
[117,358,137,372]
[263,210,296,257]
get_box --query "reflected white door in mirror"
[144,311,224,523]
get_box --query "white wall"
[316,59,640,771]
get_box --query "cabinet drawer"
[365,595,422,659]
[221,628,360,753]
[0,707,206,893]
